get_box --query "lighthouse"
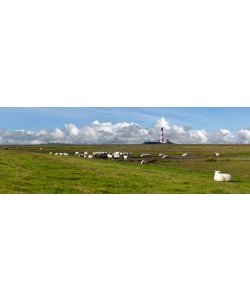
[143,126,173,144]
[160,127,164,143]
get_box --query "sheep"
[84,152,89,156]
[63,153,69,156]
[181,153,188,158]
[141,159,146,164]
[59,153,63,156]
[159,153,164,157]
[119,152,129,158]
[107,153,113,159]
[141,153,151,158]
[49,152,53,155]
[93,152,108,158]
[75,151,80,155]
[92,152,100,158]
[88,154,93,158]
[214,170,232,182]
[55,153,59,156]
[123,155,128,161]
[113,152,120,159]
[215,152,220,157]
[162,155,168,159]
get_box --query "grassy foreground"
[0,144,249,194]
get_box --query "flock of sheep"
[48,150,232,182]
[49,150,132,160]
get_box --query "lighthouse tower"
[160,127,164,143]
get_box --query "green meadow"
[0,144,249,194]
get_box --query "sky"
[0,107,249,144]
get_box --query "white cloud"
[64,124,79,136]
[154,117,171,129]
[237,129,250,144]
[0,117,249,145]
[51,128,64,139]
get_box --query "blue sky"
[0,107,249,133]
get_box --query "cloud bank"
[0,117,249,145]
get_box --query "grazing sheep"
[215,152,220,157]
[113,152,120,159]
[123,155,128,161]
[49,152,53,155]
[214,170,232,182]
[119,152,129,157]
[75,152,80,155]
[162,155,168,159]
[107,153,113,159]
[159,153,164,157]
[181,153,188,158]
[63,153,69,156]
[84,152,88,156]
[141,159,146,164]
[59,153,63,156]
[88,155,93,158]
[99,152,108,158]
[92,152,100,158]
[55,153,59,156]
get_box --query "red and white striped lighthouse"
[160,127,164,143]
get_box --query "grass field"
[0,144,249,194]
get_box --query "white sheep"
[64,153,69,156]
[49,152,53,155]
[215,152,220,157]
[159,153,164,157]
[113,152,120,159]
[214,170,232,182]
[55,153,59,156]
[75,151,80,155]
[107,153,113,159]
[92,152,100,157]
[88,154,93,158]
[181,153,188,158]
[162,155,168,159]
[123,155,128,161]
[141,160,146,164]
